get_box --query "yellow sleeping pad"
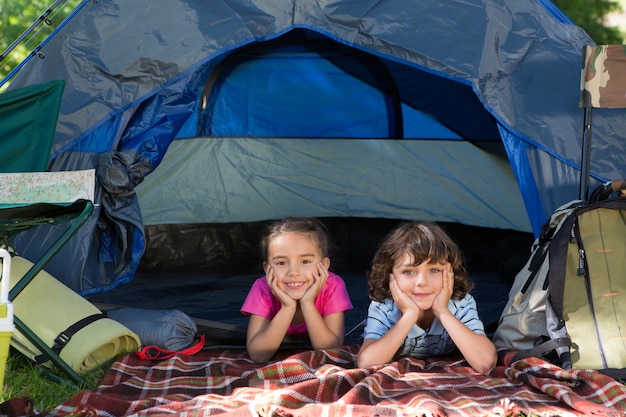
[8,256,140,374]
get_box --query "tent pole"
[0,0,68,64]
[579,106,592,201]
[0,0,90,89]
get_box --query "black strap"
[35,313,107,364]
[598,368,626,380]
[511,337,571,363]
[512,338,626,378]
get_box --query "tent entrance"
[197,32,403,138]
[88,217,533,345]
[179,29,500,146]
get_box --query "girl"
[241,217,353,362]
[357,221,496,373]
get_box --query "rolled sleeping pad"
[8,256,140,374]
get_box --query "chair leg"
[13,316,84,386]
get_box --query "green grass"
[1,350,104,412]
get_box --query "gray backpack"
[493,180,626,374]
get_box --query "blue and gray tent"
[3,0,623,303]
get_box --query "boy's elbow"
[473,362,495,375]
[356,357,370,368]
[356,352,381,368]
[472,353,497,375]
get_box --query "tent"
[3,0,624,313]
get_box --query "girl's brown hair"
[260,217,331,261]
[367,221,472,301]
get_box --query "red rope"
[137,334,206,361]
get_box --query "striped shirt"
[361,294,485,358]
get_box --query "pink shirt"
[240,272,353,336]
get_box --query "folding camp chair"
[579,45,626,200]
[1,200,93,385]
[0,80,94,385]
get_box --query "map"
[0,169,95,204]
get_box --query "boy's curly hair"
[367,221,472,302]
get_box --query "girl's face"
[391,252,444,310]
[264,232,330,299]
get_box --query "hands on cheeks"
[390,262,454,315]
[265,262,329,306]
[265,266,297,308]
[390,275,418,314]
[432,263,454,316]
[300,262,329,303]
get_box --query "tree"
[0,0,80,86]
[553,0,624,44]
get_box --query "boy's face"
[391,252,444,310]
[264,232,330,300]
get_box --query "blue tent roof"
[7,0,626,295]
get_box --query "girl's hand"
[266,266,296,308]
[432,263,454,316]
[301,262,328,303]
[390,275,418,314]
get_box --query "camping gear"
[136,335,206,361]
[0,200,95,384]
[8,256,140,374]
[5,0,624,299]
[0,249,14,394]
[105,307,199,351]
[492,179,626,371]
[492,201,580,355]
[0,81,113,384]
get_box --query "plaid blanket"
[51,346,626,417]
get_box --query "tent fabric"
[137,137,530,231]
[4,0,626,295]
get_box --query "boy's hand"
[432,263,454,316]
[390,275,418,314]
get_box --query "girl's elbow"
[247,347,275,363]
[313,331,344,350]
[248,353,267,363]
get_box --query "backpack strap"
[598,368,626,380]
[511,337,571,363]
[588,178,626,202]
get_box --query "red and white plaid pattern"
[52,346,626,417]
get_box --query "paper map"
[0,169,95,204]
